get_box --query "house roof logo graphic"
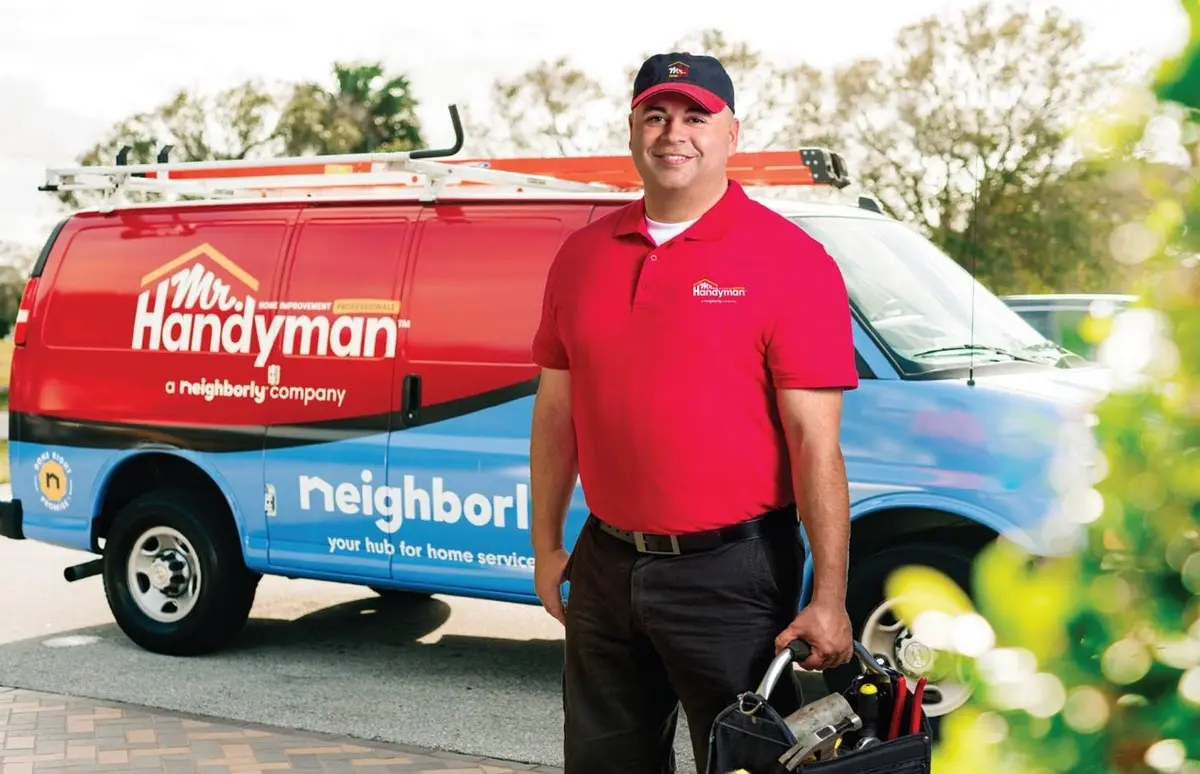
[140,243,259,292]
[692,277,746,300]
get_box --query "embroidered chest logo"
[692,278,746,304]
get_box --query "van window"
[791,215,1058,374]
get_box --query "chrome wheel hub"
[897,635,934,674]
[127,527,202,623]
[860,595,972,718]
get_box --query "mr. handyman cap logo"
[668,61,690,78]
[692,278,746,303]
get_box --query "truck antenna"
[966,157,982,388]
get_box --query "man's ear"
[728,116,740,155]
[627,112,635,151]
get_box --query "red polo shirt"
[531,180,858,535]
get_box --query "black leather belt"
[589,505,797,556]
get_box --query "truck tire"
[102,487,259,656]
[823,541,977,739]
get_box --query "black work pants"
[561,511,804,774]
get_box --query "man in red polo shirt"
[529,51,859,774]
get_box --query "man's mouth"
[655,153,695,166]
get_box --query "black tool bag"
[707,689,799,774]
[705,640,933,774]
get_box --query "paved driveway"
[1,686,563,772]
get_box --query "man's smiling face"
[628,92,739,197]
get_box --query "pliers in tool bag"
[886,675,927,740]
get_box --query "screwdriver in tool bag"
[849,682,882,750]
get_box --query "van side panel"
[382,202,593,597]
[261,205,418,578]
[9,206,297,550]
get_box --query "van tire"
[102,488,258,656]
[822,542,977,740]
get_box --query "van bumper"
[0,499,23,540]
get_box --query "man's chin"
[645,170,695,190]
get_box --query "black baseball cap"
[631,52,735,115]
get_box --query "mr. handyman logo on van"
[131,242,410,368]
[692,278,746,304]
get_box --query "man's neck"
[644,179,729,223]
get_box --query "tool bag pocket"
[706,691,798,774]
[798,722,932,773]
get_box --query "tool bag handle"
[756,640,888,698]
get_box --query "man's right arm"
[528,248,577,623]
[530,368,577,557]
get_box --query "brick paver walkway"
[0,686,563,773]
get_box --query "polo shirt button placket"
[633,250,661,308]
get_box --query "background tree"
[892,3,1200,769]
[52,61,423,211]
[275,61,424,155]
[462,29,840,158]
[804,1,1148,293]
[466,2,1149,294]
[461,57,613,156]
[0,242,37,339]
[52,78,286,211]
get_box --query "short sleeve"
[530,246,570,370]
[766,239,859,391]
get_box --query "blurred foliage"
[276,62,423,157]
[0,242,37,339]
[53,61,423,211]
[886,4,1200,772]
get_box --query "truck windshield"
[791,214,1070,375]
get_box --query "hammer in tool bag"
[775,692,863,770]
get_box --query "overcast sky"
[0,0,1188,248]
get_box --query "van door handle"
[402,374,421,422]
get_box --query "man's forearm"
[530,397,579,555]
[794,443,850,607]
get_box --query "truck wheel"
[823,542,978,739]
[102,488,259,656]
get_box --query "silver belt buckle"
[632,531,681,555]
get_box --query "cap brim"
[631,83,726,114]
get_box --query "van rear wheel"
[102,488,258,656]
[823,542,978,740]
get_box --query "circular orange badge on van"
[33,451,73,511]
[38,459,68,502]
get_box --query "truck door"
[386,202,592,597]
[263,206,414,580]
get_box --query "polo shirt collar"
[613,179,749,243]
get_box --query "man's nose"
[661,116,689,141]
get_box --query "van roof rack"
[39,103,854,204]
